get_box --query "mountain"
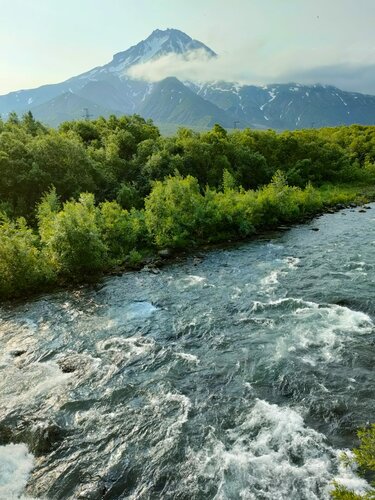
[0,29,215,119]
[139,77,235,128]
[1,28,375,130]
[189,81,375,129]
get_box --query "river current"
[0,205,374,499]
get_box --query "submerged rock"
[0,417,66,456]
[28,421,66,456]
[0,422,13,445]
[193,257,203,266]
[57,352,94,373]
[10,349,27,357]
[0,415,27,446]
[76,483,107,499]
[57,354,81,373]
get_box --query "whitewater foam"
[0,443,35,499]
[250,298,373,364]
[175,352,200,364]
[184,399,341,499]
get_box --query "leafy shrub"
[116,182,143,210]
[99,201,149,262]
[202,188,257,241]
[38,192,108,276]
[0,216,54,298]
[145,175,205,248]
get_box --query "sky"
[0,0,374,95]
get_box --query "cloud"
[126,44,268,84]
[282,64,375,95]
[126,45,375,95]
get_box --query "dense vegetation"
[332,425,375,499]
[0,112,375,299]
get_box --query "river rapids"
[0,205,374,499]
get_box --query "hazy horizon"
[1,0,375,95]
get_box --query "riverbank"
[1,180,374,303]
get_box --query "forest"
[0,111,375,301]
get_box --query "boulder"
[0,417,65,456]
[158,248,172,258]
[28,421,66,456]
[57,357,78,373]
[57,353,94,373]
[141,265,160,274]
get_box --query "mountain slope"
[30,92,122,127]
[139,77,236,128]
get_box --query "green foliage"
[355,426,375,476]
[202,187,257,241]
[145,175,205,248]
[116,182,143,210]
[0,114,374,299]
[35,188,149,277]
[1,114,374,222]
[144,171,344,249]
[38,192,108,276]
[99,201,148,262]
[0,216,54,299]
[127,249,143,267]
[222,169,237,192]
[255,171,303,225]
[331,486,367,500]
[331,425,375,499]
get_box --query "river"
[0,205,374,499]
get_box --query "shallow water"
[0,205,374,499]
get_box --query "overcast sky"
[1,0,374,95]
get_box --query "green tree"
[145,175,205,248]
[38,192,108,275]
[99,200,148,262]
